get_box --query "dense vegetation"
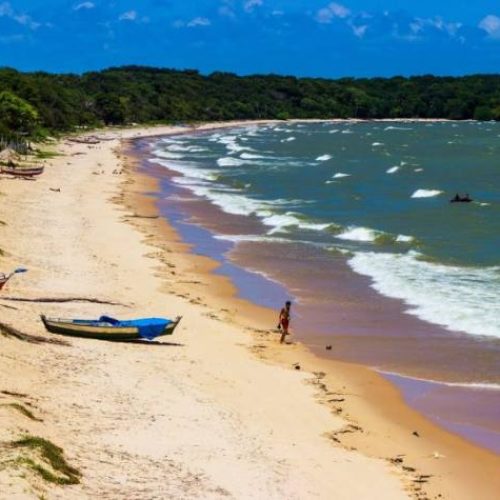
[1,66,500,139]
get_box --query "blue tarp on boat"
[98,316,172,340]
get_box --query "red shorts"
[280,319,289,330]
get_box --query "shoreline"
[123,124,500,497]
[0,121,497,499]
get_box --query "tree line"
[1,66,500,139]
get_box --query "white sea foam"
[160,137,184,145]
[153,149,185,160]
[213,234,289,244]
[411,189,442,198]
[341,129,354,134]
[396,234,414,243]
[329,129,339,134]
[372,142,384,147]
[316,154,332,161]
[263,212,332,234]
[217,157,246,167]
[174,182,271,216]
[281,136,296,143]
[153,159,219,181]
[217,135,253,154]
[386,166,400,174]
[336,226,380,242]
[378,370,500,391]
[240,153,267,160]
[332,172,351,179]
[227,143,249,154]
[166,144,207,153]
[349,251,500,339]
[384,126,413,131]
[414,168,424,172]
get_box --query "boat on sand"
[40,315,181,341]
[1,165,45,178]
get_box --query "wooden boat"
[68,137,100,145]
[40,315,181,341]
[1,165,44,177]
[450,193,473,203]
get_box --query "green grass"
[34,150,61,159]
[11,436,81,485]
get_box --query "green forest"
[1,66,500,139]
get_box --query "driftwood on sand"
[124,214,159,219]
[0,296,128,306]
[0,321,69,345]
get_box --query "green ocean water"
[152,121,500,339]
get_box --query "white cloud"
[409,17,462,38]
[351,24,367,38]
[119,10,137,22]
[244,0,263,13]
[0,2,40,29]
[479,15,500,38]
[316,2,351,24]
[187,17,211,28]
[74,2,95,11]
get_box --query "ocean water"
[143,121,500,452]
[151,121,500,339]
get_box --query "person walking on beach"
[278,301,291,344]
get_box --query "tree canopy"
[1,66,500,138]
[0,90,38,138]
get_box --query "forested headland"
[1,66,500,140]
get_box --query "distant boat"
[450,193,473,203]
[1,165,44,178]
[40,315,181,341]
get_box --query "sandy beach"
[0,122,498,499]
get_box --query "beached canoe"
[68,137,100,145]
[40,315,181,341]
[1,165,44,177]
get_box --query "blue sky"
[1,1,500,77]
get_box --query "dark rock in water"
[326,345,332,350]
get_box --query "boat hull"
[40,315,181,341]
[1,166,44,177]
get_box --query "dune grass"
[11,436,81,485]
[34,150,61,160]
